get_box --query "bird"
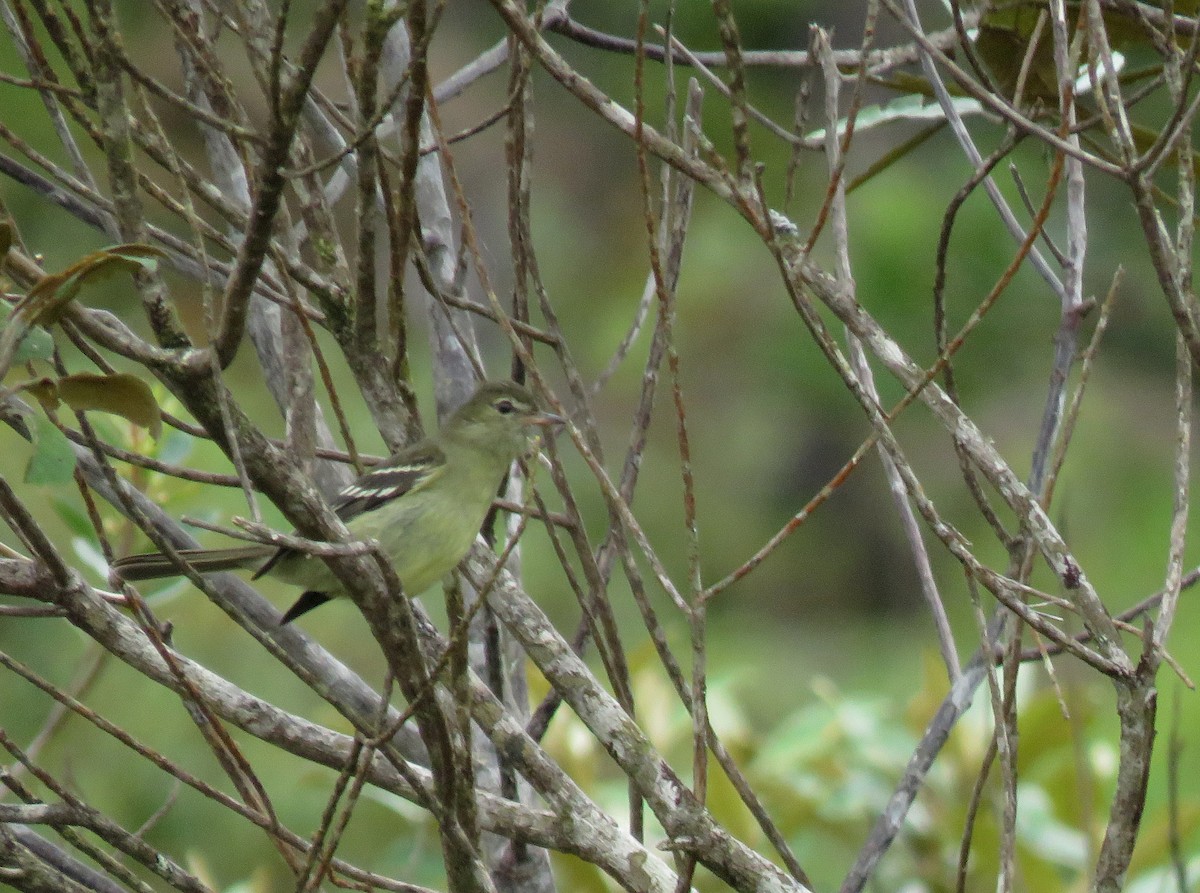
[111,381,562,624]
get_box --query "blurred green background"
[2,1,1199,891]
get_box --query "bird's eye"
[495,399,516,415]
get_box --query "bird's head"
[444,381,563,459]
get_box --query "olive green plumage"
[111,382,560,624]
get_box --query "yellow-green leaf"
[19,377,60,411]
[56,372,162,439]
[24,242,163,327]
[973,5,1057,103]
[0,303,53,368]
[25,412,75,485]
[0,243,163,378]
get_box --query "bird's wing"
[331,441,447,520]
[252,441,446,582]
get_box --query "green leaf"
[25,412,76,484]
[0,303,53,365]
[19,376,60,410]
[1015,784,1088,868]
[807,93,982,143]
[0,243,163,377]
[56,372,162,439]
[974,9,1057,102]
[53,497,94,539]
[24,243,163,326]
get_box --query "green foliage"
[24,372,163,439]
[22,243,162,325]
[0,301,53,365]
[0,243,162,378]
[2,3,1199,891]
[0,243,164,486]
[534,651,1198,891]
[23,410,74,485]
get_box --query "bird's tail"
[111,546,273,581]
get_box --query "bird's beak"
[527,411,565,428]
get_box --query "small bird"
[111,381,562,624]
